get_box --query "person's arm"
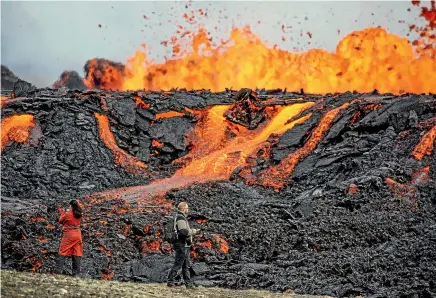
[58,208,67,224]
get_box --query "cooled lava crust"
[1,88,435,298]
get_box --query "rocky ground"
[1,270,331,298]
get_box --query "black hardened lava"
[1,87,435,298]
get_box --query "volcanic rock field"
[1,79,435,298]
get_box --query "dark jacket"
[175,212,193,247]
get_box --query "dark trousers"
[55,255,81,276]
[167,244,191,285]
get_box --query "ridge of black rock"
[1,65,20,90]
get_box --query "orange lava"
[84,103,313,203]
[152,139,164,148]
[86,26,435,94]
[198,239,213,249]
[347,184,359,195]
[385,166,430,209]
[1,95,9,107]
[133,95,150,109]
[412,124,436,160]
[155,111,185,119]
[175,103,314,181]
[1,114,35,151]
[101,268,115,280]
[25,256,42,272]
[97,245,111,257]
[94,113,147,174]
[253,102,351,189]
[213,235,229,254]
[142,240,161,253]
[411,166,430,185]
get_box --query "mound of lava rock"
[1,87,435,298]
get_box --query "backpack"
[162,213,178,243]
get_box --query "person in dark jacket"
[167,202,199,288]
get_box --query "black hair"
[70,200,82,219]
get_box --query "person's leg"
[182,247,193,287]
[167,245,186,286]
[72,256,81,277]
[55,255,66,274]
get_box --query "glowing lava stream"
[1,114,36,151]
[94,113,147,174]
[412,124,436,160]
[85,102,314,202]
[251,102,351,189]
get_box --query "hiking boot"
[167,282,176,287]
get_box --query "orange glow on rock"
[175,103,313,181]
[94,112,147,174]
[101,268,115,280]
[213,235,229,254]
[155,111,185,119]
[0,95,10,107]
[1,114,36,151]
[97,245,111,257]
[255,102,351,189]
[152,139,164,148]
[132,95,150,109]
[412,124,436,160]
[142,240,161,253]
[347,184,359,195]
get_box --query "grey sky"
[1,1,425,87]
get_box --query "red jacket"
[58,209,82,256]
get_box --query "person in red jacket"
[55,200,83,276]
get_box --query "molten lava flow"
[132,95,150,109]
[179,105,232,163]
[1,114,36,151]
[385,166,430,210]
[1,95,10,107]
[94,113,147,174]
[87,26,436,94]
[255,102,351,189]
[175,102,314,181]
[84,103,313,203]
[155,111,185,119]
[412,124,436,160]
[213,235,229,254]
[142,240,161,254]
